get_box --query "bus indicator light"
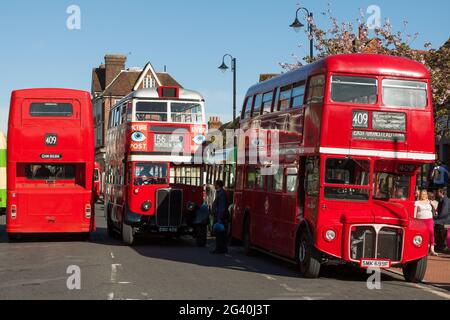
[85,204,92,219]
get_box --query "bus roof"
[11,88,91,100]
[117,88,204,105]
[246,54,430,97]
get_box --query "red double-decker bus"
[7,89,95,238]
[105,87,208,246]
[231,54,435,282]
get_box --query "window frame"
[330,75,378,105]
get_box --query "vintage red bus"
[105,86,209,246]
[7,89,95,238]
[231,54,435,282]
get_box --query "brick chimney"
[104,54,127,88]
[208,116,223,130]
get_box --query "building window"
[144,76,156,89]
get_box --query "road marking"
[111,264,122,283]
[280,283,297,292]
[118,282,131,285]
[107,292,114,300]
[384,269,450,300]
[408,283,450,300]
[110,252,115,259]
[264,275,277,281]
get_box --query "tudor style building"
[91,54,182,168]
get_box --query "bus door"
[276,166,300,257]
[303,157,320,231]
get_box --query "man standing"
[432,161,450,189]
[211,180,229,254]
[435,188,450,252]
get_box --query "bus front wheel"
[298,232,321,279]
[402,256,428,283]
[122,221,136,246]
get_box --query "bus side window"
[286,167,299,193]
[305,157,320,196]
[246,167,256,189]
[306,75,326,104]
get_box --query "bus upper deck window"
[136,102,168,122]
[171,102,203,124]
[331,76,377,104]
[382,79,427,108]
[30,103,73,117]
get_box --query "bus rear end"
[7,89,95,236]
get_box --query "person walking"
[211,180,229,254]
[435,188,450,252]
[415,189,439,256]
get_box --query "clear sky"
[0,0,448,133]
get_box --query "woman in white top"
[415,189,438,256]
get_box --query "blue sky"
[0,0,448,133]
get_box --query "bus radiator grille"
[156,189,183,228]
[350,226,403,262]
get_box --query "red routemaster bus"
[231,54,435,282]
[105,87,208,246]
[7,89,95,238]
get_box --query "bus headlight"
[142,201,152,212]
[187,202,196,212]
[413,235,423,248]
[324,229,336,242]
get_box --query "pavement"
[0,203,448,300]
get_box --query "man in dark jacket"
[435,188,450,251]
[211,180,229,254]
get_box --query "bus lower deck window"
[25,164,75,180]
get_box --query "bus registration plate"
[360,259,391,269]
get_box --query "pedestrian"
[211,180,229,254]
[428,190,439,214]
[415,189,439,256]
[431,161,450,190]
[435,188,450,252]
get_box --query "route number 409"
[352,111,369,128]
[45,134,58,146]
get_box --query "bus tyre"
[106,210,116,238]
[243,217,254,256]
[122,221,136,246]
[298,232,321,279]
[196,225,208,247]
[402,256,428,283]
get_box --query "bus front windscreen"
[324,158,370,201]
[134,163,168,186]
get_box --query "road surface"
[0,204,448,300]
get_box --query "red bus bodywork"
[105,87,208,245]
[7,89,95,235]
[232,54,435,281]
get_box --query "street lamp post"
[290,7,314,60]
[218,54,237,121]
